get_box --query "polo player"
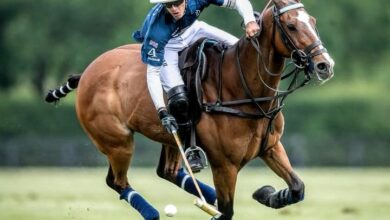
[133,0,260,173]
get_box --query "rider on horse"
[133,0,260,173]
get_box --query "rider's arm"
[222,0,256,25]
[146,64,166,110]
[147,64,178,133]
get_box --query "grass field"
[0,167,389,220]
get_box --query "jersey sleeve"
[205,0,235,8]
[213,0,256,25]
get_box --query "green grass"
[0,168,389,220]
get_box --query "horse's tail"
[45,74,81,103]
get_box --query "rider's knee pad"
[167,85,190,124]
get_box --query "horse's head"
[271,0,335,83]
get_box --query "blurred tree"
[0,0,389,167]
[0,1,19,89]
[304,0,390,78]
[0,0,389,92]
[1,0,148,95]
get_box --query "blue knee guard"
[120,188,160,220]
[176,168,216,204]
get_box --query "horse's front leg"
[211,163,238,220]
[253,141,305,209]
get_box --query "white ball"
[164,204,177,217]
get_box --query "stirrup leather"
[184,146,209,169]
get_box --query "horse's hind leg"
[105,145,132,191]
[156,144,181,181]
[253,141,305,209]
[98,135,159,220]
[156,144,217,205]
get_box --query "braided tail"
[45,74,81,103]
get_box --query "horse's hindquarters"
[75,44,176,153]
[76,45,145,147]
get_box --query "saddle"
[177,12,264,125]
[178,38,227,124]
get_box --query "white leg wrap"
[181,174,190,189]
[126,191,139,203]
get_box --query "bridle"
[272,3,328,70]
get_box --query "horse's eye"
[287,23,297,31]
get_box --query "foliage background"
[0,0,389,167]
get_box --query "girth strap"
[203,104,282,119]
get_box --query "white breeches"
[147,20,239,110]
[160,20,239,92]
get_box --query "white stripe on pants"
[160,20,239,92]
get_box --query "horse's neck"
[229,35,284,100]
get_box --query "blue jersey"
[133,0,225,66]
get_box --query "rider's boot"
[167,85,205,173]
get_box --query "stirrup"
[184,146,209,169]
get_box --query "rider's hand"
[245,21,261,38]
[158,107,178,134]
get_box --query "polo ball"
[164,204,177,217]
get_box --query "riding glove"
[158,108,178,134]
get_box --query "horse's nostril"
[316,62,329,72]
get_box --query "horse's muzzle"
[312,56,335,84]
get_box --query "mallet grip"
[172,131,222,217]
[194,198,222,218]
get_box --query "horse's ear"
[272,0,288,8]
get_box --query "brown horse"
[46,0,334,219]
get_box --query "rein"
[272,4,328,69]
[202,2,319,120]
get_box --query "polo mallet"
[171,129,222,218]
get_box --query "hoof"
[252,185,276,207]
